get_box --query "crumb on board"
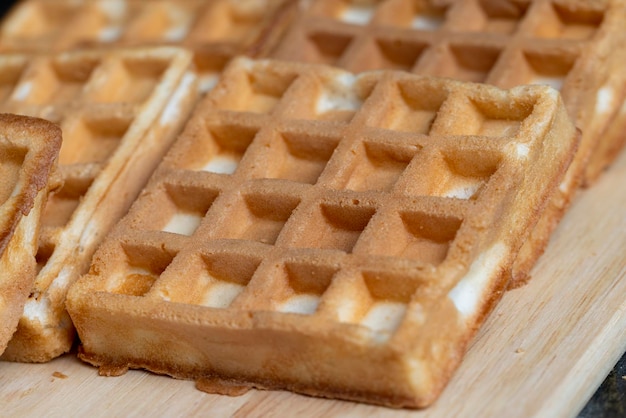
[515,348,525,354]
[52,371,68,379]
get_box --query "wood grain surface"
[2,149,625,418]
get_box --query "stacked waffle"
[0,0,624,409]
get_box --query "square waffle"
[0,114,61,355]
[0,0,297,92]
[0,47,197,362]
[270,0,626,285]
[67,57,580,408]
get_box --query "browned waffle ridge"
[0,113,61,355]
[67,57,580,408]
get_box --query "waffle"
[270,0,626,285]
[0,47,197,362]
[584,29,626,180]
[0,114,61,355]
[67,57,579,408]
[0,0,297,92]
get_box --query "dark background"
[0,2,13,18]
[0,0,623,416]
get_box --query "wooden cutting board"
[2,149,625,418]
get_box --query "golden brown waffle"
[0,114,61,355]
[0,0,297,92]
[67,57,579,408]
[0,47,197,362]
[270,0,626,285]
[584,29,626,180]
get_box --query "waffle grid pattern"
[273,0,617,85]
[0,48,185,289]
[269,0,626,288]
[103,58,547,331]
[0,47,196,361]
[272,0,626,177]
[67,59,579,407]
[0,0,296,91]
[0,0,613,407]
